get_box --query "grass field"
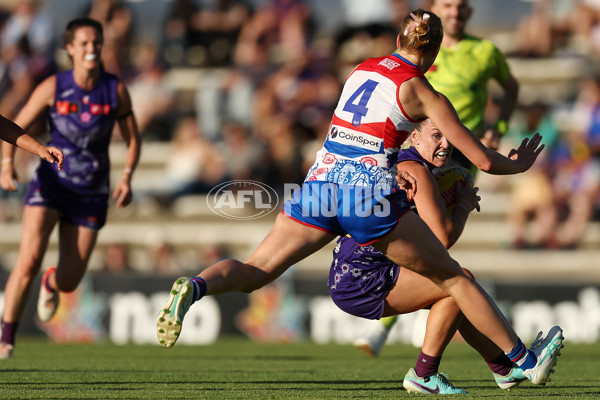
[0,336,598,399]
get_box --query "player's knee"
[56,280,78,292]
[54,273,82,292]
[429,258,465,283]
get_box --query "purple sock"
[414,351,442,378]
[487,353,514,376]
[1,320,18,345]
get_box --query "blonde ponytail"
[398,9,443,54]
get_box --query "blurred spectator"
[551,135,600,249]
[101,242,132,274]
[0,0,55,119]
[189,0,252,67]
[151,241,181,275]
[512,0,599,58]
[126,40,176,140]
[199,243,230,266]
[194,0,316,142]
[549,73,600,248]
[335,0,405,77]
[572,73,600,160]
[506,102,561,249]
[85,0,133,76]
[335,19,397,79]
[0,0,54,217]
[340,0,407,29]
[569,0,600,58]
[235,0,313,66]
[146,230,182,275]
[162,0,251,68]
[152,114,226,208]
[261,115,308,189]
[161,0,198,67]
[217,121,268,181]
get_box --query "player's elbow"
[438,234,452,249]
[462,267,475,280]
[474,154,493,172]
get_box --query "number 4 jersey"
[306,53,426,187]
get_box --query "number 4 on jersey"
[343,79,379,126]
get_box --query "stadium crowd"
[0,0,598,275]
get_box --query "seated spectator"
[152,114,226,208]
[551,136,600,249]
[101,242,132,274]
[235,0,313,65]
[148,238,181,276]
[190,0,252,67]
[126,40,176,140]
[161,0,252,68]
[0,0,55,119]
[217,121,268,182]
[549,74,600,248]
[86,0,133,76]
[160,0,200,67]
[506,102,561,249]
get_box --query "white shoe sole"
[156,278,192,348]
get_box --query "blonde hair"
[403,118,433,148]
[398,9,443,54]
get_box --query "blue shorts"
[281,181,410,245]
[24,174,108,230]
[329,236,399,319]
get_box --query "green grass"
[0,337,598,399]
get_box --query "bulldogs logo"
[330,126,338,138]
[322,153,336,164]
[360,156,378,166]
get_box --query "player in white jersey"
[156,9,563,390]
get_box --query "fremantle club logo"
[207,180,280,220]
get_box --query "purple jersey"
[38,69,119,195]
[396,146,434,170]
[24,70,120,230]
[328,147,434,318]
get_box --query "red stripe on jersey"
[384,118,410,149]
[358,55,425,86]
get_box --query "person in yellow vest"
[426,0,519,172]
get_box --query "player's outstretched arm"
[0,116,63,170]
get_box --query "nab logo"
[207,180,279,220]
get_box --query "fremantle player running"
[0,17,141,359]
[156,9,563,391]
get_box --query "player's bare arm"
[113,81,141,208]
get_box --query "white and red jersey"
[306,54,426,187]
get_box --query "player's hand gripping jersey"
[306,54,426,188]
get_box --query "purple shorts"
[329,236,399,319]
[24,174,108,230]
[282,181,410,245]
